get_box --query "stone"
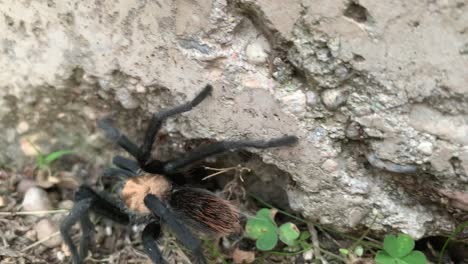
[245,38,270,64]
[306,91,319,107]
[321,88,349,110]
[417,141,433,156]
[22,187,52,213]
[34,219,62,248]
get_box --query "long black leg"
[142,221,166,264]
[78,210,94,260]
[144,194,207,264]
[61,186,130,264]
[60,199,92,264]
[103,155,140,179]
[98,119,140,158]
[163,135,298,173]
[98,85,212,174]
[138,84,212,165]
[113,155,140,173]
[75,186,130,225]
[102,167,137,178]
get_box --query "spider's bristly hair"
[170,187,240,236]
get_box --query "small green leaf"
[339,248,349,255]
[401,251,427,264]
[300,241,312,250]
[375,251,394,264]
[44,150,74,164]
[299,231,311,241]
[256,230,278,251]
[354,245,364,257]
[245,218,275,239]
[36,154,47,169]
[256,208,276,223]
[383,234,415,258]
[279,223,300,245]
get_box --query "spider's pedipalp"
[121,174,172,213]
[170,188,241,236]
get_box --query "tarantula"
[60,84,298,264]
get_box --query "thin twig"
[308,223,321,263]
[202,165,251,181]
[0,209,69,216]
[21,231,60,252]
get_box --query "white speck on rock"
[417,141,433,155]
[321,88,349,110]
[322,159,339,173]
[245,38,270,64]
[116,88,139,109]
[280,90,306,116]
[16,121,29,134]
[306,91,319,107]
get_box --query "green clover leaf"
[375,234,427,264]
[279,222,300,246]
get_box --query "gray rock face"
[1,0,467,239]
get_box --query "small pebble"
[17,179,37,194]
[25,229,37,241]
[35,219,62,248]
[61,242,71,257]
[321,88,349,110]
[245,39,269,64]
[322,159,339,173]
[306,91,319,107]
[105,226,112,236]
[22,187,52,212]
[58,200,74,210]
[56,251,65,262]
[16,121,29,134]
[0,195,5,207]
[345,121,364,140]
[303,249,314,261]
[417,141,433,155]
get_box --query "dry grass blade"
[0,209,69,216]
[21,231,61,252]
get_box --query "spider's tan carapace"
[121,174,172,214]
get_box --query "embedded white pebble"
[56,251,65,261]
[306,91,319,107]
[105,226,113,236]
[417,141,433,155]
[35,218,62,248]
[245,38,269,64]
[22,187,52,212]
[321,88,349,110]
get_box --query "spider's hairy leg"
[61,186,130,264]
[113,155,140,173]
[138,84,213,167]
[60,198,92,264]
[163,135,298,173]
[142,221,166,264]
[103,155,140,179]
[98,118,140,158]
[144,194,208,264]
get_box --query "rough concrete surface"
[1,0,467,239]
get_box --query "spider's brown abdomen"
[170,188,240,236]
[121,174,171,213]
